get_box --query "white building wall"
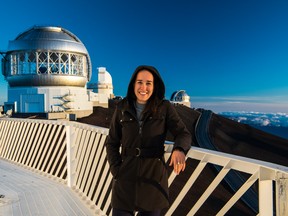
[97,67,113,98]
[7,86,93,113]
[5,66,114,117]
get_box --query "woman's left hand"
[169,149,186,175]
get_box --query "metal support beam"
[259,180,273,216]
[276,172,288,216]
[66,125,77,187]
[0,51,7,61]
[259,167,274,216]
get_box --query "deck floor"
[0,159,96,216]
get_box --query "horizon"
[0,0,288,114]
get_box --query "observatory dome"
[170,90,190,102]
[98,67,112,84]
[2,26,92,87]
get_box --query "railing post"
[276,172,288,216]
[0,121,3,156]
[259,167,273,216]
[66,124,76,188]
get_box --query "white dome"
[98,67,112,84]
[170,90,190,102]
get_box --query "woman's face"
[134,70,154,104]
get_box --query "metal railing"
[0,118,287,216]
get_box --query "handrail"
[195,109,258,213]
[0,118,287,216]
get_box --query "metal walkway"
[0,159,95,216]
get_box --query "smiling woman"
[133,70,154,104]
[105,65,192,216]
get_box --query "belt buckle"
[135,148,141,157]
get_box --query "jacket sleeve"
[165,102,192,153]
[105,108,122,177]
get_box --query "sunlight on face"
[134,70,154,104]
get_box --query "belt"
[122,147,164,158]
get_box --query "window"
[6,51,87,77]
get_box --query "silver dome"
[2,25,92,87]
[8,26,88,53]
[170,90,189,102]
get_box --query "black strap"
[122,146,164,158]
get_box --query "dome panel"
[8,26,87,53]
[8,39,87,53]
[15,26,79,41]
[16,26,74,41]
[7,74,87,87]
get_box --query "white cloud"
[190,96,288,113]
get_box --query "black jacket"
[105,98,192,211]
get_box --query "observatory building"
[87,67,114,107]
[1,25,113,118]
[170,90,191,107]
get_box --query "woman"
[105,65,192,216]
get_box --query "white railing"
[0,118,287,216]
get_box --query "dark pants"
[112,208,161,216]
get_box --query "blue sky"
[0,0,288,113]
